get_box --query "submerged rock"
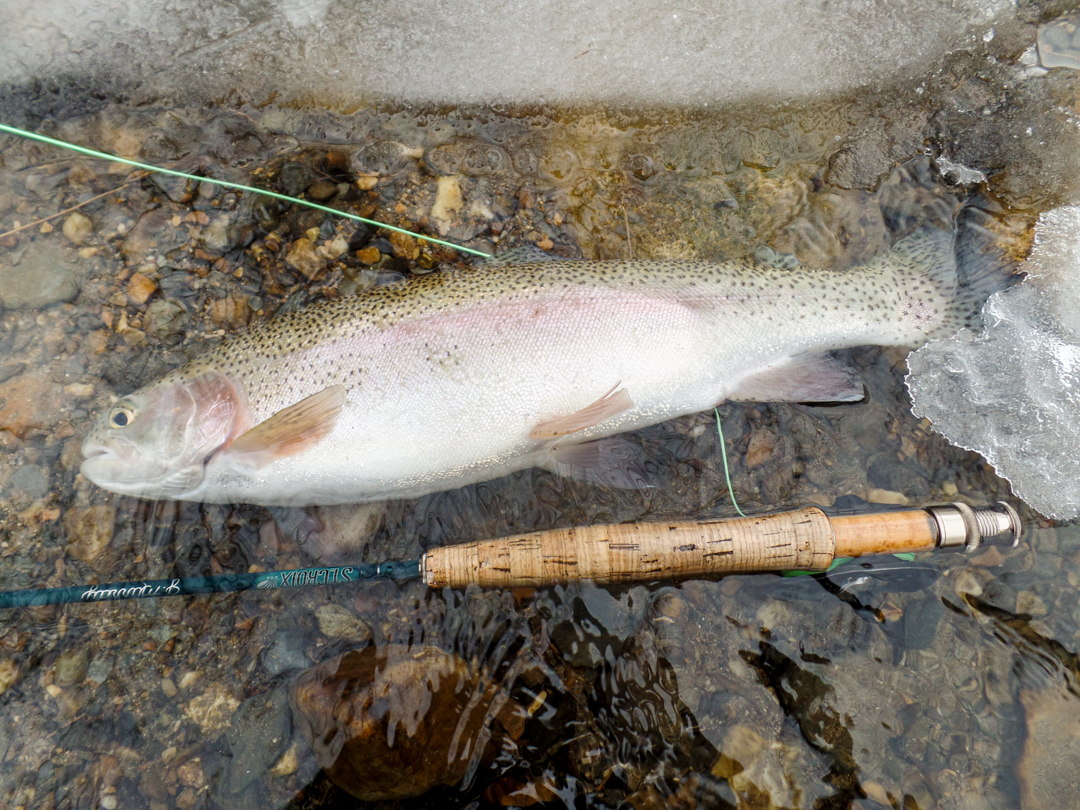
[291,645,516,800]
[0,240,78,309]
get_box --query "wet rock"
[144,298,190,346]
[314,604,372,641]
[11,465,48,499]
[284,238,328,280]
[306,180,338,201]
[127,272,157,305]
[292,645,510,800]
[0,370,67,437]
[63,505,117,567]
[62,212,94,245]
[279,162,317,196]
[261,627,311,676]
[185,683,241,736]
[389,231,420,260]
[122,208,188,265]
[53,648,90,687]
[208,294,252,330]
[222,685,291,795]
[1019,685,1080,809]
[0,240,79,309]
[431,176,464,231]
[356,246,381,265]
[745,428,779,469]
[0,658,20,694]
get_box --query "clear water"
[1,42,1080,810]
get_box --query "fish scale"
[80,213,1012,506]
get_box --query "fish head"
[81,372,248,499]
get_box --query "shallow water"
[1,43,1080,810]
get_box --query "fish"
[80,186,1013,507]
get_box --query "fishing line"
[0,123,492,258]
[715,408,747,517]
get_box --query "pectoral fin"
[227,385,346,469]
[530,383,634,439]
[728,354,865,403]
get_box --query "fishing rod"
[0,501,1020,608]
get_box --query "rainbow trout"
[81,213,1006,506]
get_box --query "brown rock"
[64,505,117,566]
[1019,686,1080,809]
[389,231,420,260]
[292,645,508,800]
[127,272,157,305]
[745,428,778,469]
[307,180,338,201]
[0,370,67,438]
[284,238,328,280]
[62,212,94,245]
[208,295,252,330]
[356,246,381,265]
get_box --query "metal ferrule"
[926,501,1021,552]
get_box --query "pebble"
[866,487,909,505]
[356,245,381,265]
[53,648,90,686]
[178,671,199,690]
[63,383,95,398]
[184,683,241,734]
[317,234,349,261]
[745,428,778,469]
[64,505,117,566]
[306,180,338,201]
[0,241,79,309]
[284,237,328,280]
[208,294,252,330]
[223,685,291,794]
[0,658,19,694]
[86,657,113,685]
[161,678,178,698]
[431,176,464,228]
[100,795,118,810]
[389,231,420,260]
[46,684,63,698]
[11,465,48,499]
[314,604,372,641]
[127,272,157,305]
[0,370,68,437]
[62,212,94,245]
[144,298,189,345]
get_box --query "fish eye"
[109,404,137,429]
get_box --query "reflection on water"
[0,48,1079,809]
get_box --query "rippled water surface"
[2,42,1080,810]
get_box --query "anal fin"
[728,354,865,403]
[227,385,346,469]
[530,383,634,439]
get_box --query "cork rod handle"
[422,507,943,589]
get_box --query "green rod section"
[0,122,492,258]
[0,561,421,608]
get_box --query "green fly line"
[714,408,747,518]
[0,123,492,258]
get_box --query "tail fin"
[948,194,1025,332]
[877,159,1023,341]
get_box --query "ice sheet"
[907,207,1080,520]
[0,0,1012,108]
